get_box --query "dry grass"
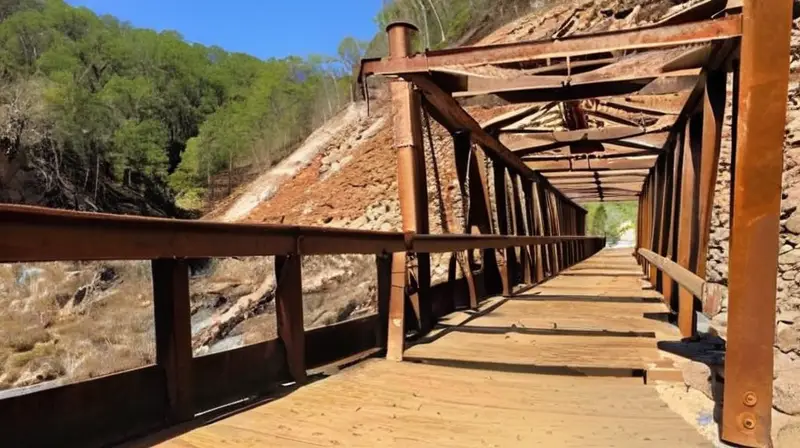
[0,260,156,390]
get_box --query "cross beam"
[360,16,741,77]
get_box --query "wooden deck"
[159,249,710,447]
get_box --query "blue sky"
[65,0,384,60]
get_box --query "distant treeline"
[0,0,365,211]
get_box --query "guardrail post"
[493,164,513,296]
[152,258,194,422]
[511,174,532,285]
[453,130,479,308]
[275,254,307,383]
[375,253,392,348]
[388,21,432,332]
[386,252,407,361]
[722,1,791,445]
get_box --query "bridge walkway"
[160,248,711,447]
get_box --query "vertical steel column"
[453,130,479,308]
[493,164,512,296]
[677,116,701,337]
[722,1,792,445]
[523,180,541,283]
[533,182,551,279]
[387,22,431,332]
[665,134,683,312]
[511,175,532,284]
[696,71,727,280]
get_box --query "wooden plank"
[360,16,742,75]
[275,255,306,382]
[152,259,193,422]
[162,359,711,447]
[722,1,792,445]
[305,315,380,369]
[0,367,167,448]
[192,339,289,412]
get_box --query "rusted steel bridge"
[0,1,793,447]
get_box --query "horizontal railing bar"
[637,248,703,298]
[0,205,601,262]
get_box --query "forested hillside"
[367,0,553,56]
[0,0,359,214]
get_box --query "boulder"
[776,419,800,448]
[787,214,800,235]
[780,249,800,266]
[778,322,800,354]
[775,369,800,415]
[682,360,713,400]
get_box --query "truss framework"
[362,3,793,446]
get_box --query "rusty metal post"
[677,115,702,337]
[453,130,479,307]
[511,175,532,285]
[275,254,307,383]
[664,132,683,312]
[648,164,662,286]
[532,183,550,282]
[387,22,432,333]
[722,1,792,445]
[493,164,512,296]
[696,70,726,279]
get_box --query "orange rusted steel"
[493,164,513,296]
[387,22,432,333]
[695,70,726,279]
[525,156,658,172]
[407,73,584,212]
[360,16,742,77]
[722,0,793,445]
[676,115,701,337]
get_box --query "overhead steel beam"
[440,69,699,99]
[508,124,670,153]
[523,151,662,163]
[544,169,650,178]
[360,16,742,77]
[549,176,647,185]
[510,133,671,156]
[525,156,658,171]
[406,73,582,209]
[481,102,557,132]
[489,76,697,104]
[574,196,639,203]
